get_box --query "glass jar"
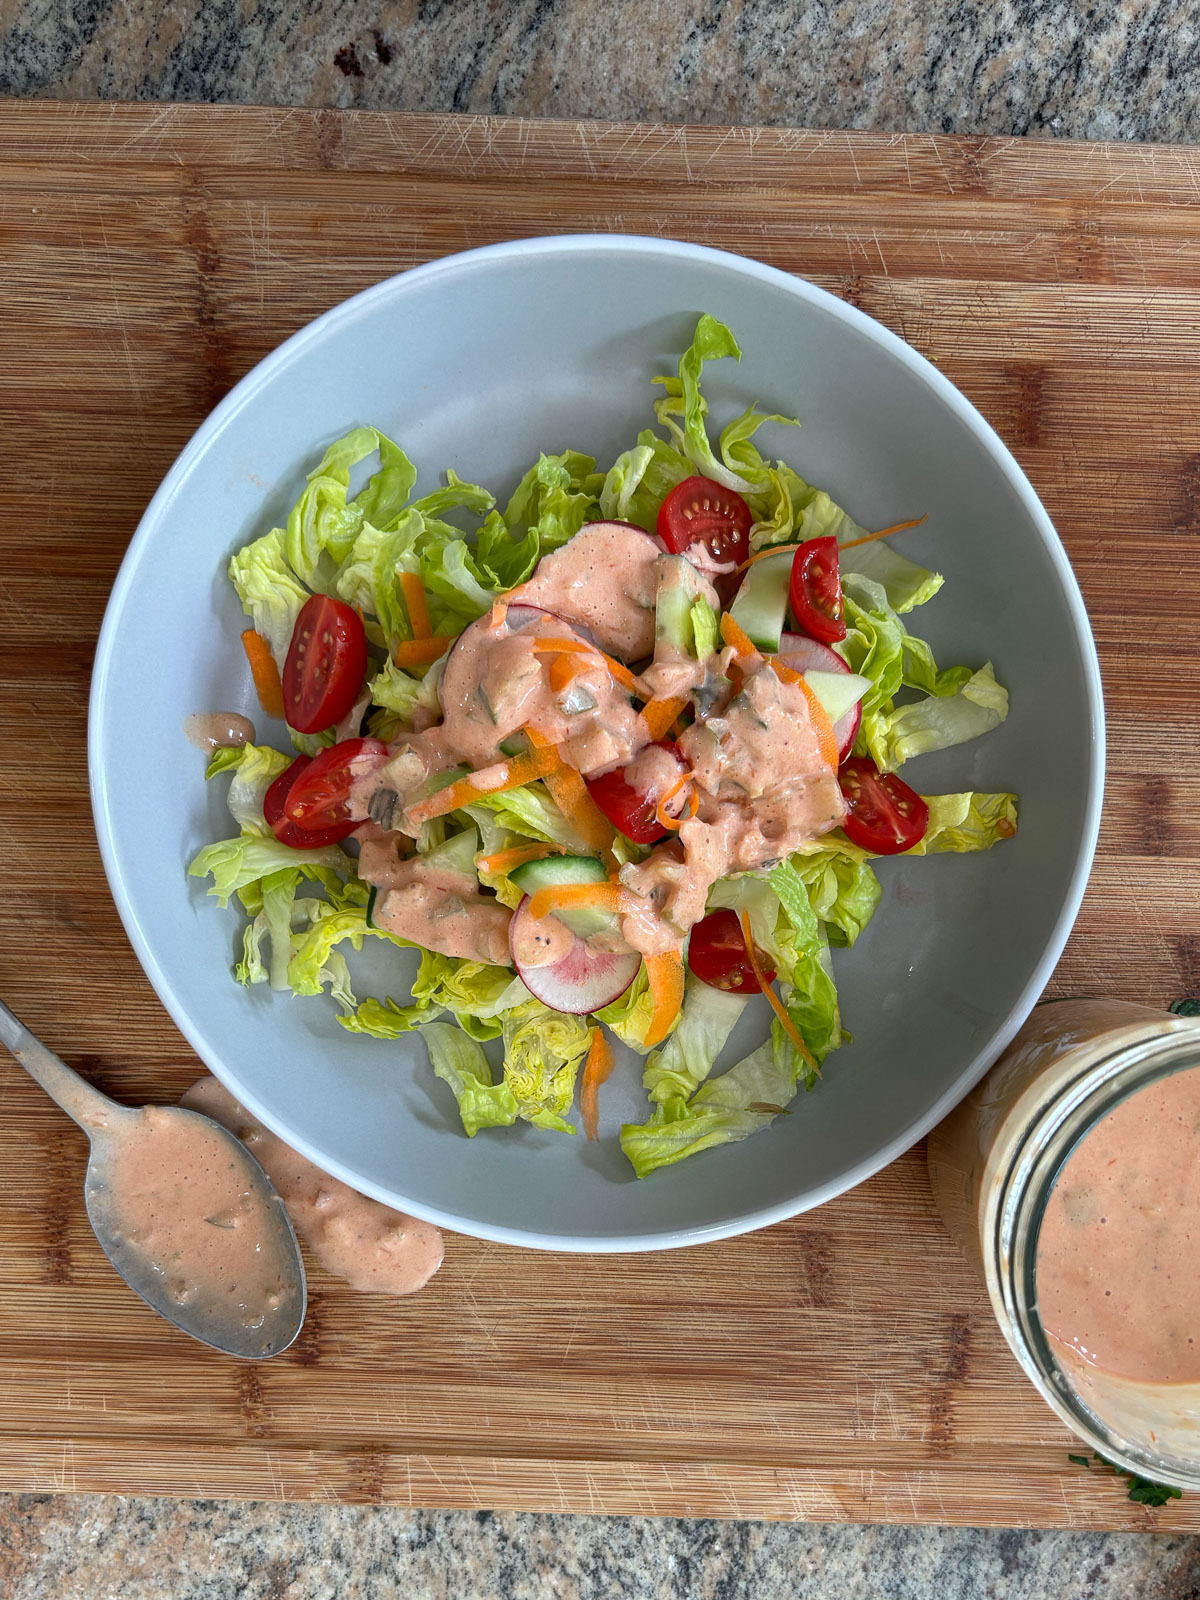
[928,996,1200,1490]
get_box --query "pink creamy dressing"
[347,524,843,965]
[357,843,512,964]
[95,1105,295,1329]
[182,1077,444,1296]
[1037,1066,1200,1384]
[184,711,256,754]
[512,522,668,659]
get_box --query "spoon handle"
[0,998,122,1134]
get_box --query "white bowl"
[89,236,1103,1251]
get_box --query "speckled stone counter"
[2,0,1199,1594]
[3,1495,1200,1598]
[0,0,1197,143]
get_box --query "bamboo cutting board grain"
[1,101,1198,1530]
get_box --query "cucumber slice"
[509,853,618,940]
[655,555,710,658]
[802,669,871,726]
[419,825,480,875]
[508,854,607,893]
[366,884,381,930]
[728,549,793,651]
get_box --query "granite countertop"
[0,0,1197,142]
[1,2,1198,1596]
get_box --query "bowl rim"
[89,233,1105,1252]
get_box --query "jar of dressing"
[928,996,1200,1490]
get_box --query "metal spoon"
[0,998,306,1359]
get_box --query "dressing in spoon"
[0,998,306,1359]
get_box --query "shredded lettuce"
[284,425,417,582]
[908,791,1019,855]
[422,1022,519,1135]
[227,530,310,668]
[621,1025,808,1178]
[599,432,691,529]
[641,975,750,1104]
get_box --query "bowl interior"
[90,237,1102,1250]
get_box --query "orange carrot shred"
[641,694,688,742]
[548,652,586,693]
[580,1026,616,1142]
[392,635,455,668]
[655,772,698,832]
[719,612,760,660]
[399,572,432,640]
[643,949,686,1049]
[532,638,644,697]
[526,881,627,922]
[240,629,285,720]
[405,746,559,826]
[840,514,928,550]
[794,675,840,771]
[735,542,802,574]
[739,912,817,1071]
[476,843,566,876]
[523,727,616,853]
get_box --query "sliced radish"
[776,631,862,762]
[509,895,640,1014]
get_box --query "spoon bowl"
[0,999,306,1359]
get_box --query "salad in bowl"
[191,313,1017,1177]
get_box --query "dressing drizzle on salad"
[190,312,1019,1176]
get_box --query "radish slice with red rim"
[509,896,640,1014]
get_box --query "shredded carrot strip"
[734,515,927,571]
[548,652,587,693]
[240,629,285,720]
[840,514,928,550]
[739,912,817,1071]
[580,1026,616,1142]
[524,727,616,853]
[532,638,644,697]
[641,694,688,742]
[399,572,432,640]
[655,772,699,832]
[795,675,840,771]
[758,654,839,770]
[489,597,508,630]
[391,635,455,668]
[719,612,760,660]
[405,747,559,826]
[643,949,686,1049]
[476,842,566,876]
[527,881,628,922]
[735,542,802,574]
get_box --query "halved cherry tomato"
[789,536,846,645]
[688,908,775,995]
[657,476,753,569]
[264,755,362,848]
[838,756,929,854]
[283,595,368,734]
[284,737,388,834]
[585,741,686,845]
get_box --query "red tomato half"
[264,755,364,848]
[789,536,846,645]
[688,908,775,995]
[284,737,388,834]
[585,741,686,845]
[657,476,753,570]
[838,757,929,855]
[283,595,368,734]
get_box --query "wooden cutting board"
[1,100,1199,1531]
